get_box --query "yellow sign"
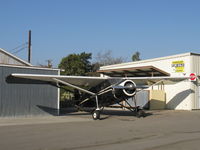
[171,61,185,72]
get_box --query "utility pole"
[46,59,53,68]
[28,30,31,63]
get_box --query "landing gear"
[136,108,145,118]
[92,110,100,120]
[92,96,101,120]
[116,97,146,118]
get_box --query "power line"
[9,42,28,53]
[12,46,28,54]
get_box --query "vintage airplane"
[11,73,190,120]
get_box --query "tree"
[58,52,92,102]
[58,52,92,76]
[37,59,53,68]
[88,50,126,76]
[94,50,126,66]
[87,62,101,76]
[132,51,141,61]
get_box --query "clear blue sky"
[0,0,200,67]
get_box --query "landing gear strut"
[132,96,145,118]
[92,96,101,120]
[116,96,146,118]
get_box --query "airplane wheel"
[136,109,145,118]
[92,110,100,120]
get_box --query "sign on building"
[171,60,185,73]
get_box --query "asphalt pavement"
[0,108,200,150]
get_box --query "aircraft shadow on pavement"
[101,109,153,117]
[37,105,60,116]
[60,110,91,116]
[37,105,153,119]
[37,106,93,116]
[60,107,153,119]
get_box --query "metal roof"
[0,48,60,71]
[0,48,32,66]
[100,52,200,70]
[98,66,170,77]
[0,64,60,71]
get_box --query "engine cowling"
[113,80,136,99]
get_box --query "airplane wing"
[11,73,108,87]
[11,73,112,95]
[125,76,190,85]
[11,73,190,95]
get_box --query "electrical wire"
[12,46,28,54]
[9,42,28,52]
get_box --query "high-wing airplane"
[11,73,190,120]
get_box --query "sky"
[0,0,200,67]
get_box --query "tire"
[92,110,100,120]
[136,109,145,118]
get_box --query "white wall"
[164,81,193,110]
[100,53,199,110]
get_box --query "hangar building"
[0,48,59,117]
[99,52,200,110]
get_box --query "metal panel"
[199,86,200,109]
[0,66,59,117]
[191,55,200,76]
[0,48,32,66]
[0,52,24,66]
[0,67,2,116]
[191,55,200,109]
[125,90,149,109]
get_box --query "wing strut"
[52,78,96,96]
[53,78,101,119]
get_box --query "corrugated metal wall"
[0,51,27,66]
[191,55,200,109]
[191,55,200,76]
[0,66,59,117]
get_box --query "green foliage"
[132,51,141,61]
[58,52,92,103]
[58,52,92,76]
